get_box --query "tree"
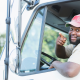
[41,24,69,63]
[0,33,6,55]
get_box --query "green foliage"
[0,33,6,55]
[41,24,69,63]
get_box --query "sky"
[0,0,7,34]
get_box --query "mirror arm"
[23,0,39,10]
[4,58,9,65]
[17,47,21,50]
[24,0,33,5]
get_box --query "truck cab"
[0,0,80,80]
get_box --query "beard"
[69,35,80,45]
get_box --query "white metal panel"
[8,69,80,80]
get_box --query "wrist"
[52,61,61,65]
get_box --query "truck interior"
[47,0,80,33]
[40,0,80,70]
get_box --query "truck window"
[40,24,69,69]
[20,8,45,73]
[40,9,70,70]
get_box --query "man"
[49,14,80,78]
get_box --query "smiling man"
[49,14,80,78]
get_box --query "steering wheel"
[40,52,57,70]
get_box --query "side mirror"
[9,48,21,73]
[24,0,40,10]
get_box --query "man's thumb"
[59,33,64,38]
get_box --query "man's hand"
[56,33,67,46]
[49,63,54,69]
[55,33,68,58]
[49,61,60,69]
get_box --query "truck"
[0,0,80,80]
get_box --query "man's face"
[69,25,80,45]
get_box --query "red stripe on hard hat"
[66,14,80,27]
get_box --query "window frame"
[19,6,47,76]
[19,0,80,76]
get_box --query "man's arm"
[55,33,68,58]
[49,61,80,77]
[56,45,68,58]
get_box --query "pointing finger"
[59,33,64,38]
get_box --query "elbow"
[66,70,74,78]
[56,54,60,58]
[56,54,65,59]
[56,53,62,58]
[65,70,77,78]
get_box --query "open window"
[40,0,80,70]
[40,23,69,70]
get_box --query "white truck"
[0,0,80,80]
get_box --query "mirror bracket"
[4,58,9,65]
[17,47,21,50]
[24,0,39,10]
[24,0,32,5]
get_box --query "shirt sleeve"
[68,49,80,65]
[68,44,80,65]
[65,44,74,57]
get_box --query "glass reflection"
[20,8,44,73]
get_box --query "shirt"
[66,43,80,65]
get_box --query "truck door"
[9,0,80,80]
